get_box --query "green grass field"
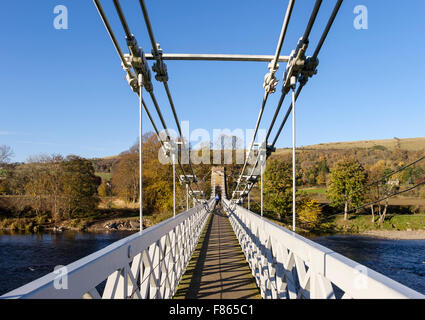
[298,187,327,195]
[331,213,425,233]
[95,172,112,181]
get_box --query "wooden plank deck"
[174,205,261,299]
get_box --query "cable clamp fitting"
[125,34,153,93]
[263,61,279,94]
[121,58,139,93]
[152,43,169,82]
[298,56,319,86]
[282,37,309,94]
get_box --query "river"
[311,234,425,295]
[0,230,133,296]
[0,232,424,296]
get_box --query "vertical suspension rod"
[139,74,143,231]
[291,78,296,232]
[232,0,295,200]
[138,0,202,197]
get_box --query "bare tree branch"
[0,145,14,164]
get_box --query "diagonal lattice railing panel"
[223,199,425,299]
[1,200,213,299]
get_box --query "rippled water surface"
[0,231,133,296]
[0,232,424,296]
[311,234,425,295]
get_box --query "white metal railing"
[1,200,214,299]
[223,199,425,299]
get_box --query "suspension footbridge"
[2,0,424,299]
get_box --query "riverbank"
[0,197,168,233]
[360,229,425,240]
[0,210,162,233]
[0,216,146,233]
[329,213,425,235]
[259,212,425,240]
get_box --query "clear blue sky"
[1,0,425,162]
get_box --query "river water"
[0,231,133,296]
[0,231,424,296]
[311,234,425,295]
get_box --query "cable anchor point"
[298,56,319,86]
[282,37,309,94]
[263,61,279,94]
[124,34,153,93]
[152,43,169,82]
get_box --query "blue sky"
[1,0,425,162]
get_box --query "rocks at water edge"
[104,220,140,231]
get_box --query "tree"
[111,133,175,215]
[16,155,65,220]
[263,159,293,221]
[298,199,322,229]
[112,153,139,203]
[327,159,367,221]
[366,160,395,223]
[61,155,100,218]
[0,145,13,164]
[98,180,110,197]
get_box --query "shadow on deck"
[174,205,261,299]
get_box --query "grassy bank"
[248,200,425,236]
[0,197,178,233]
[329,213,425,234]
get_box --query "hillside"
[275,137,425,156]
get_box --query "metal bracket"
[163,140,177,162]
[299,56,319,86]
[266,144,276,158]
[179,174,198,184]
[152,43,169,82]
[282,37,309,94]
[263,61,279,94]
[124,35,153,93]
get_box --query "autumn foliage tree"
[111,133,174,215]
[112,153,139,203]
[2,154,100,221]
[326,159,367,221]
[298,199,322,229]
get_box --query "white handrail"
[223,199,425,299]
[2,200,214,299]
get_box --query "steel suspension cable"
[313,0,343,60]
[235,0,322,201]
[93,0,164,150]
[114,0,202,201]
[270,0,342,148]
[302,0,323,42]
[138,0,203,195]
[231,0,295,201]
[93,0,129,68]
[267,0,323,145]
[271,84,304,148]
[97,0,201,203]
[237,0,343,202]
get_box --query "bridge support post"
[186,184,189,211]
[172,152,176,218]
[260,154,264,217]
[291,76,296,232]
[138,74,143,231]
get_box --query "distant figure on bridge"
[215,194,220,207]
